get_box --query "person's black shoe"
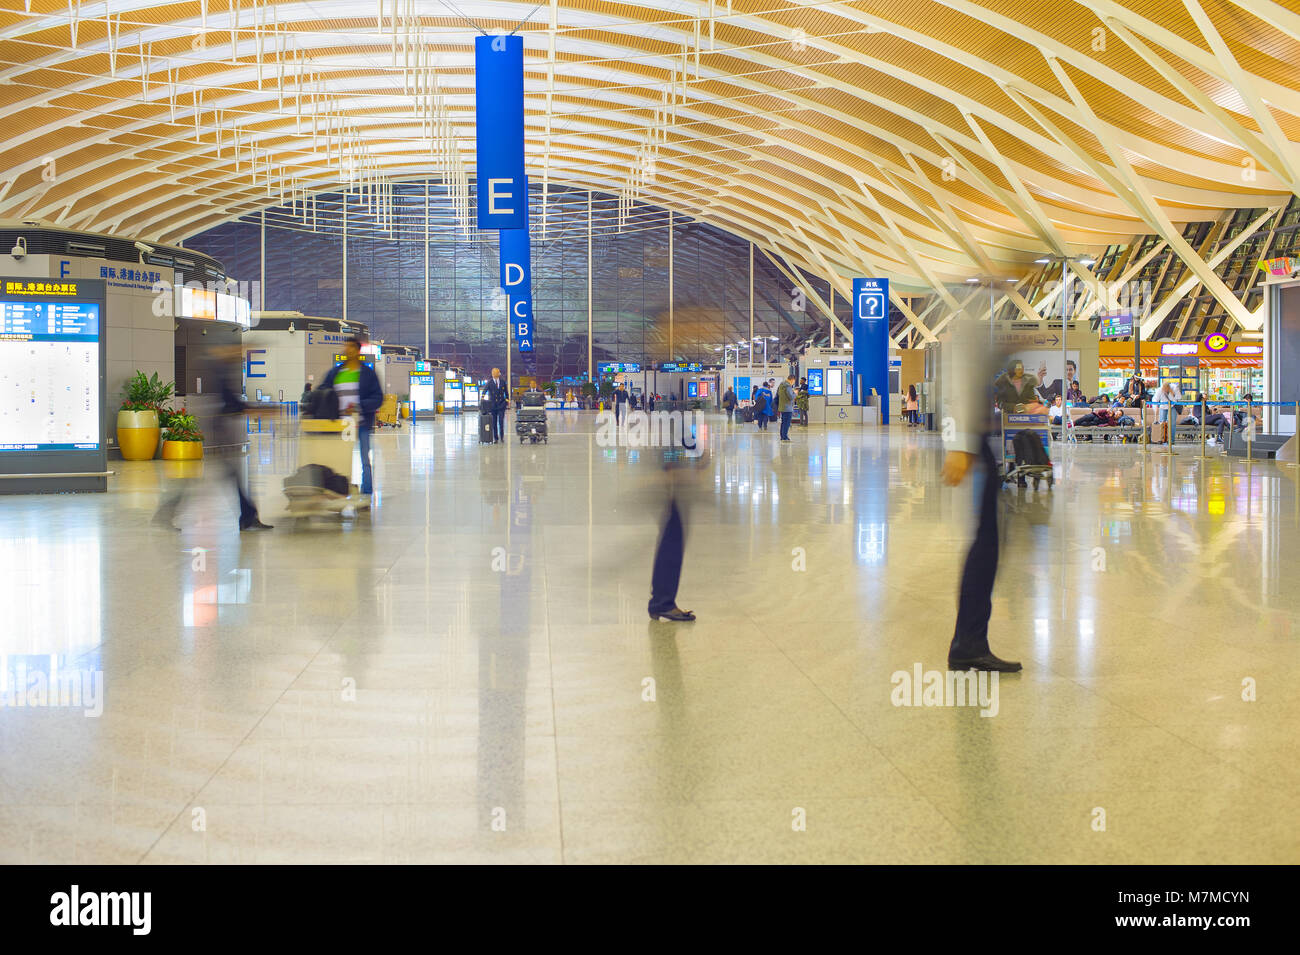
[649,606,696,622]
[239,518,274,531]
[947,653,1022,672]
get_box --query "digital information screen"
[806,368,824,396]
[444,377,463,408]
[1099,312,1134,340]
[409,373,435,412]
[0,299,101,451]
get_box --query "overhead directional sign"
[500,226,534,353]
[474,34,527,230]
[1099,312,1134,339]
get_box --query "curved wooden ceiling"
[1,0,1298,295]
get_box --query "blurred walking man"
[942,318,1022,673]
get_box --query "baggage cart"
[1000,412,1055,490]
[284,418,371,522]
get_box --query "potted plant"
[161,408,204,460]
[116,371,174,460]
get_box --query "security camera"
[288,322,296,334]
[134,241,151,254]
[10,237,26,259]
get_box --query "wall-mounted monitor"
[0,278,107,493]
[826,368,845,396]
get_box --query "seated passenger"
[994,360,1047,414]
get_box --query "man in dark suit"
[483,367,509,443]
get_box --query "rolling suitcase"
[479,398,495,443]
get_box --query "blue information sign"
[474,34,527,230]
[852,277,889,422]
[806,368,824,396]
[500,227,534,353]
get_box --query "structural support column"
[830,288,835,348]
[668,210,675,360]
[342,192,348,323]
[587,191,593,382]
[748,241,755,381]
[424,181,430,359]
[259,209,266,310]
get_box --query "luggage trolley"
[283,417,372,522]
[515,390,548,444]
[1000,412,1055,490]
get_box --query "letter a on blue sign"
[500,227,534,354]
[475,35,527,230]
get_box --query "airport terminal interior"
[2,1,1300,867]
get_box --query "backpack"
[305,384,339,419]
[284,463,348,496]
[1012,429,1050,467]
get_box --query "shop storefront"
[1098,340,1263,399]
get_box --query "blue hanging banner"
[852,277,889,422]
[500,226,534,353]
[475,34,527,230]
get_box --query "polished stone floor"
[1,410,1297,864]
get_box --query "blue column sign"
[474,34,527,230]
[500,227,534,353]
[852,277,889,422]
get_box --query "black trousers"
[490,408,505,442]
[950,438,999,660]
[649,496,686,614]
[228,460,259,524]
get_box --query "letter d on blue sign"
[475,35,526,230]
[500,228,534,354]
[852,278,889,422]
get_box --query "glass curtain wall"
[187,181,821,379]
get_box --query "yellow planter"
[161,440,204,460]
[116,409,160,460]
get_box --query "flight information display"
[0,300,101,451]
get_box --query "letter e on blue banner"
[475,35,527,230]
